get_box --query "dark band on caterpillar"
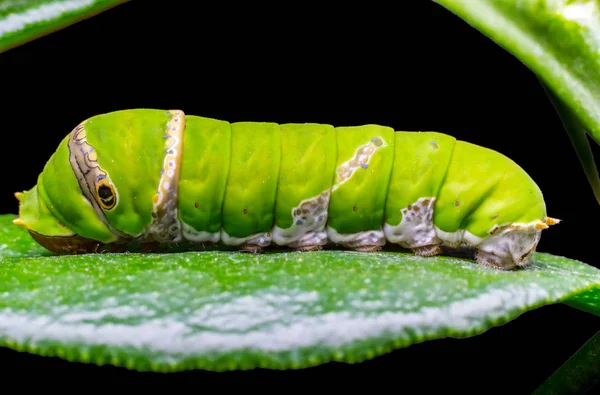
[67,121,130,240]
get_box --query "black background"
[1,0,599,392]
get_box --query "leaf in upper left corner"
[0,0,129,53]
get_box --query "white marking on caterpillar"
[180,222,220,244]
[332,136,386,192]
[436,219,559,269]
[143,110,185,244]
[327,227,386,250]
[383,197,441,248]
[272,190,330,248]
[326,136,388,249]
[384,196,560,269]
[220,231,272,248]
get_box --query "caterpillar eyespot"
[13,109,560,270]
[97,180,116,210]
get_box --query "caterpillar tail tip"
[534,217,561,230]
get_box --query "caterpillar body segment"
[14,109,560,270]
[272,123,337,251]
[219,121,281,251]
[178,115,231,244]
[327,125,395,252]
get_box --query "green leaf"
[433,0,600,203]
[433,0,600,142]
[540,79,600,205]
[534,329,600,395]
[1,215,600,372]
[0,0,129,53]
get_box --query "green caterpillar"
[14,109,560,270]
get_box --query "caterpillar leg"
[412,244,443,257]
[295,245,324,252]
[355,244,384,253]
[240,244,264,253]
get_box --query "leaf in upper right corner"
[433,0,600,144]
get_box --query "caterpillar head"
[13,121,129,254]
[13,109,184,254]
[13,186,126,255]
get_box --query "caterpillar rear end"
[14,109,560,270]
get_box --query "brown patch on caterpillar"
[292,191,330,227]
[273,190,331,250]
[67,120,129,240]
[143,110,185,244]
[492,214,499,220]
[384,197,441,250]
[333,137,386,190]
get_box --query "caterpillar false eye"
[97,183,116,209]
[13,109,560,270]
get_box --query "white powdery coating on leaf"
[0,285,552,356]
[0,0,95,36]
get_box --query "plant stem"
[534,330,600,395]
